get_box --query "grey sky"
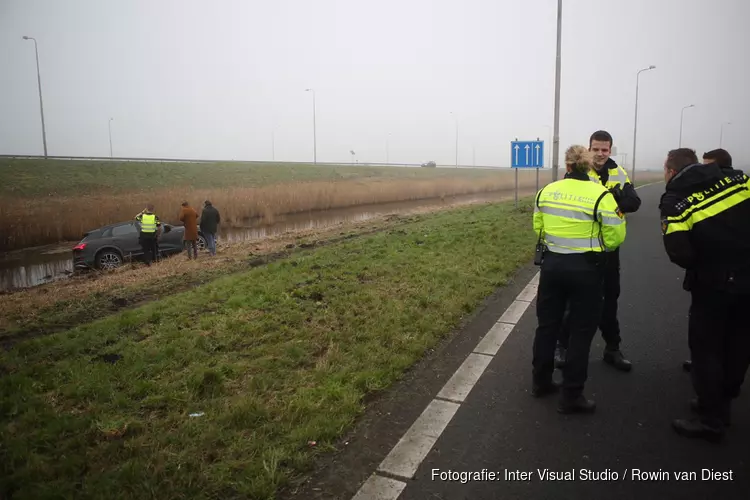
[1,0,748,169]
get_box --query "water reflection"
[0,252,74,291]
[0,189,519,291]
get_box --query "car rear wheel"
[197,235,207,252]
[96,249,123,270]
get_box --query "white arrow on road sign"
[525,144,530,164]
[535,144,541,166]
[514,144,520,165]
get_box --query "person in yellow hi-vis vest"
[531,145,626,415]
[135,204,162,266]
[556,130,640,373]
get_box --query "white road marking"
[497,299,532,325]
[516,281,538,302]
[377,399,460,479]
[351,474,408,500]
[436,353,494,403]
[474,322,514,356]
[351,269,541,499]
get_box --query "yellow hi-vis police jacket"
[588,162,630,190]
[534,174,627,254]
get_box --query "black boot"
[671,418,724,443]
[531,380,561,398]
[603,348,632,372]
[557,394,596,414]
[554,345,567,369]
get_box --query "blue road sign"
[511,140,544,168]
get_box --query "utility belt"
[683,268,750,293]
[535,244,607,268]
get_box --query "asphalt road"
[386,182,750,499]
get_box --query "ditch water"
[0,189,524,292]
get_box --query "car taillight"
[73,243,87,251]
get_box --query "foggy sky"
[1,0,748,169]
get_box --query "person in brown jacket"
[179,201,200,259]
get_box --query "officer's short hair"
[565,145,594,174]
[702,149,732,168]
[589,130,613,148]
[665,148,699,172]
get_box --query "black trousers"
[558,248,621,350]
[533,252,605,398]
[689,288,750,423]
[139,234,158,265]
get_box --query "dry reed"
[0,170,548,251]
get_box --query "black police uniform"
[557,159,641,371]
[660,162,750,440]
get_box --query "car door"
[111,222,142,259]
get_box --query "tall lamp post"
[679,104,694,147]
[22,36,48,157]
[450,111,458,167]
[108,118,114,158]
[305,88,317,163]
[551,0,562,181]
[631,65,656,185]
[386,133,390,164]
[720,122,731,148]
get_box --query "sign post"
[511,139,545,208]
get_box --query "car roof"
[84,220,135,234]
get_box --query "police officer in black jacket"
[682,149,734,373]
[660,148,750,442]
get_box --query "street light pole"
[272,130,276,161]
[551,0,562,181]
[631,65,656,186]
[108,118,114,158]
[542,124,552,168]
[305,88,317,163]
[679,104,694,148]
[720,122,731,148]
[22,36,48,157]
[450,112,458,167]
[386,133,390,164]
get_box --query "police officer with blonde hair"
[531,145,626,414]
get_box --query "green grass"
[0,159,502,197]
[0,199,536,500]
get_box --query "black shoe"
[689,398,731,427]
[671,418,724,443]
[531,380,561,398]
[603,349,632,372]
[557,395,596,414]
[554,346,567,369]
[683,360,692,372]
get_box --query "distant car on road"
[72,220,207,270]
[421,161,437,168]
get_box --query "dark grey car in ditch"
[72,220,207,270]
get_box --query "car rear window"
[80,230,101,242]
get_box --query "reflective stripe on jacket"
[533,176,626,254]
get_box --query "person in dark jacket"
[702,148,733,172]
[199,200,221,256]
[555,130,641,373]
[660,148,750,442]
[683,149,734,373]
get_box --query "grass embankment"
[0,159,548,251]
[0,198,537,500]
[0,210,431,344]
